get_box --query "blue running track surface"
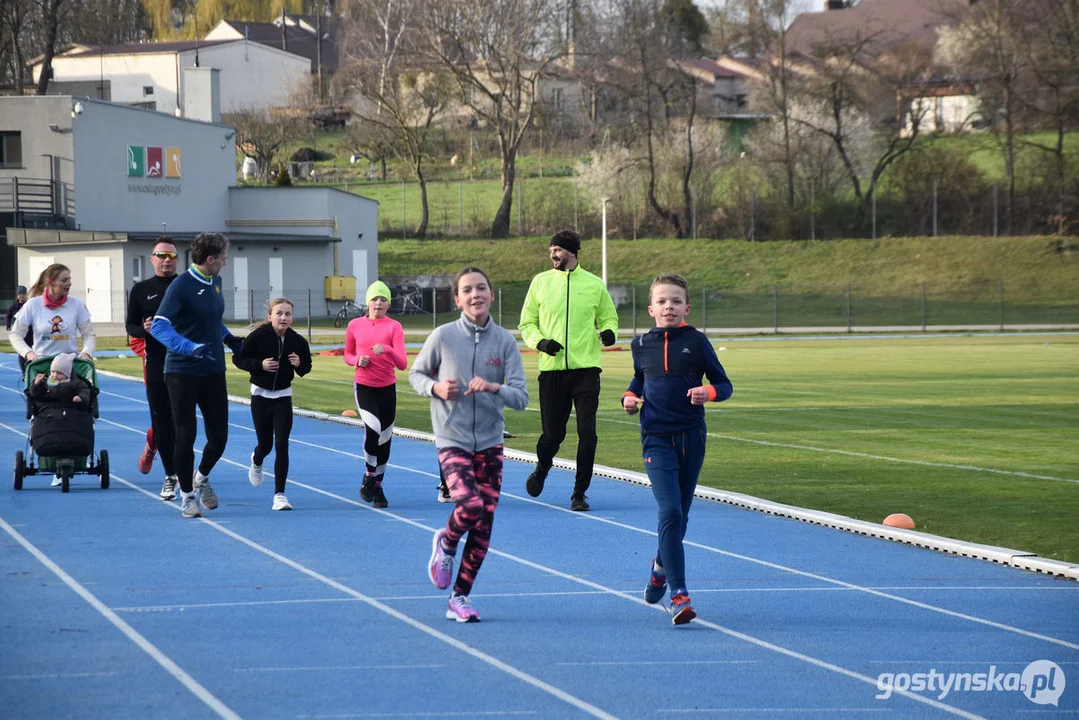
[1,357,1076,719]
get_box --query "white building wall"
[180,43,310,112]
[37,54,180,114]
[71,99,235,232]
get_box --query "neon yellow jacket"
[519,266,619,372]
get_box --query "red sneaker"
[137,442,156,474]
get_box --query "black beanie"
[550,229,581,255]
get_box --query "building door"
[268,257,283,302]
[84,256,112,322]
[352,250,368,292]
[233,256,249,321]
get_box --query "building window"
[552,88,564,113]
[143,86,154,96]
[132,255,144,283]
[0,131,22,168]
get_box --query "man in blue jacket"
[151,232,244,518]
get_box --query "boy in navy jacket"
[623,273,732,624]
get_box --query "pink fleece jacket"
[344,315,408,387]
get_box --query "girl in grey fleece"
[410,267,528,622]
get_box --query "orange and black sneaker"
[669,592,696,625]
[644,561,667,604]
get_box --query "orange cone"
[342,409,358,417]
[883,513,915,529]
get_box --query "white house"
[31,39,311,117]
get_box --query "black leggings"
[536,367,601,494]
[165,372,229,494]
[354,383,396,478]
[145,380,175,476]
[251,395,293,494]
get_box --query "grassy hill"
[376,235,1075,294]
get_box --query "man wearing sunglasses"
[126,238,180,499]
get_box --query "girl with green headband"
[344,280,408,507]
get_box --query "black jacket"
[232,324,312,391]
[126,274,178,377]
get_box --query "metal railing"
[0,177,56,214]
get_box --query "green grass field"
[93,333,1079,564]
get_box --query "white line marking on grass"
[0,515,242,720]
[27,419,983,719]
[598,415,1079,484]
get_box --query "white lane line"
[298,713,537,718]
[0,672,120,680]
[11,402,981,718]
[103,472,618,720]
[658,709,891,714]
[107,583,1079,613]
[0,514,242,720]
[92,401,1079,653]
[233,665,445,673]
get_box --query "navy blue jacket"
[151,267,242,376]
[624,324,732,436]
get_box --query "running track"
[1,356,1076,719]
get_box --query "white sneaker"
[160,475,178,500]
[181,494,202,518]
[51,477,62,487]
[248,453,264,487]
[194,471,218,510]
[272,493,292,511]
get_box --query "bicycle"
[333,299,365,328]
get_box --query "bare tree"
[782,27,933,229]
[34,0,70,94]
[339,0,450,237]
[1014,0,1079,231]
[416,0,563,238]
[938,0,1026,233]
[225,106,304,182]
[604,0,708,237]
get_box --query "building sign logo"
[127,146,182,178]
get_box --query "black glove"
[226,335,245,355]
[600,329,616,347]
[536,339,563,356]
[191,344,215,362]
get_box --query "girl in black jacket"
[233,298,312,510]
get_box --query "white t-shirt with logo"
[12,296,96,358]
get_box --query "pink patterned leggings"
[437,445,503,597]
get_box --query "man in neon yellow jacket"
[519,229,619,511]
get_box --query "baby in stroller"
[15,352,108,491]
[28,353,92,410]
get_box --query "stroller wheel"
[14,451,24,490]
[61,469,71,493]
[99,450,109,489]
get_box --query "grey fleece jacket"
[409,313,529,452]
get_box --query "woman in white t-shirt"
[11,263,96,362]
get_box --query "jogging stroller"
[13,356,109,492]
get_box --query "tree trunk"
[491,144,517,238]
[34,0,61,96]
[415,159,429,239]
